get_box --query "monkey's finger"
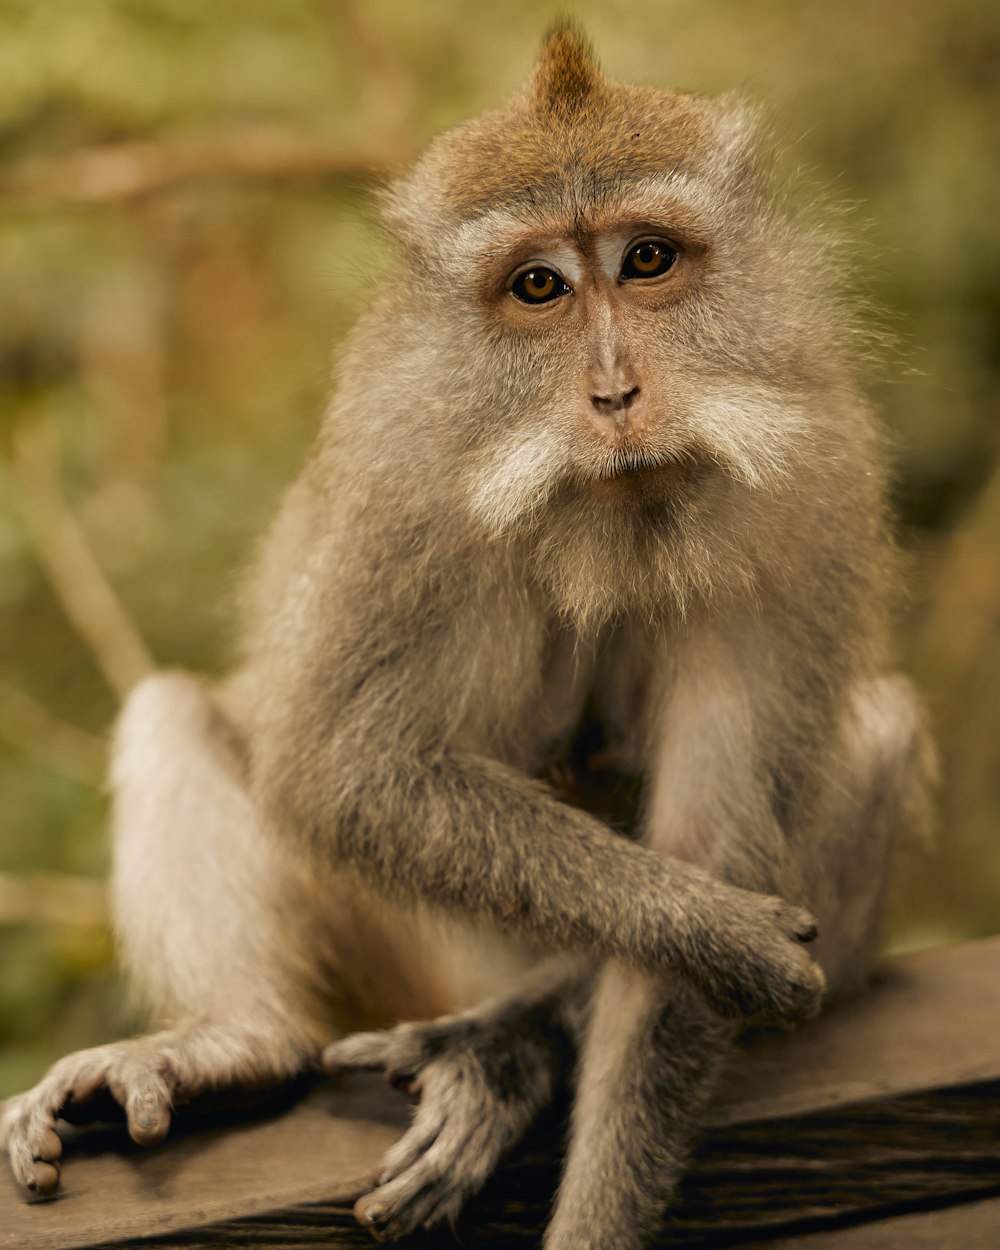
[772,901,820,944]
[789,908,819,943]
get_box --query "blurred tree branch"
[0,871,106,927]
[0,128,403,207]
[8,423,154,699]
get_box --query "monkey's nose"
[591,385,641,414]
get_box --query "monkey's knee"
[847,674,936,836]
[112,671,239,792]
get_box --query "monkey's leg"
[808,673,935,993]
[322,960,588,1240]
[2,673,327,1196]
[545,968,731,1250]
[543,673,933,1250]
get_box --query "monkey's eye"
[510,267,571,305]
[620,240,677,281]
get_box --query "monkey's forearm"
[259,745,822,1024]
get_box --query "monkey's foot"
[324,1013,557,1241]
[2,1027,302,1198]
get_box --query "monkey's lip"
[588,455,698,502]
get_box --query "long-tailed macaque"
[3,25,932,1250]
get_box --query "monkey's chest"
[451,622,645,836]
[449,614,594,768]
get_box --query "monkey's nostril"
[592,385,640,414]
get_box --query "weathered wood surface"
[2,937,998,1250]
[763,1196,1000,1248]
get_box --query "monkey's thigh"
[110,670,332,1034]
[810,673,932,990]
[112,671,513,1033]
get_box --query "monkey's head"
[352,24,871,625]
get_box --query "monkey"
[2,24,933,1250]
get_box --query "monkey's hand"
[670,881,825,1025]
[323,1008,564,1241]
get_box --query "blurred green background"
[1,0,998,1097]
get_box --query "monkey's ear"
[525,19,602,118]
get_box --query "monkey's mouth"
[589,450,700,502]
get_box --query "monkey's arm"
[261,731,818,1022]
[248,567,821,1026]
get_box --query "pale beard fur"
[527,476,755,632]
[466,383,815,630]
[2,22,935,1250]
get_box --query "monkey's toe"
[3,1042,180,1200]
[324,1024,432,1092]
[354,1161,454,1241]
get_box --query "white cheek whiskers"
[466,425,575,538]
[684,387,814,493]
[465,383,813,540]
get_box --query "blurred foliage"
[1,0,998,1097]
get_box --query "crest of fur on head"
[526,20,602,119]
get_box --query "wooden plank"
[759,1194,1000,1248]
[1,937,998,1249]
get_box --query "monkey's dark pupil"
[512,268,565,304]
[622,241,676,280]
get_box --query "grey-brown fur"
[2,24,933,1249]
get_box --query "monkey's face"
[413,164,832,553]
[459,196,726,530]
[481,214,709,506]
